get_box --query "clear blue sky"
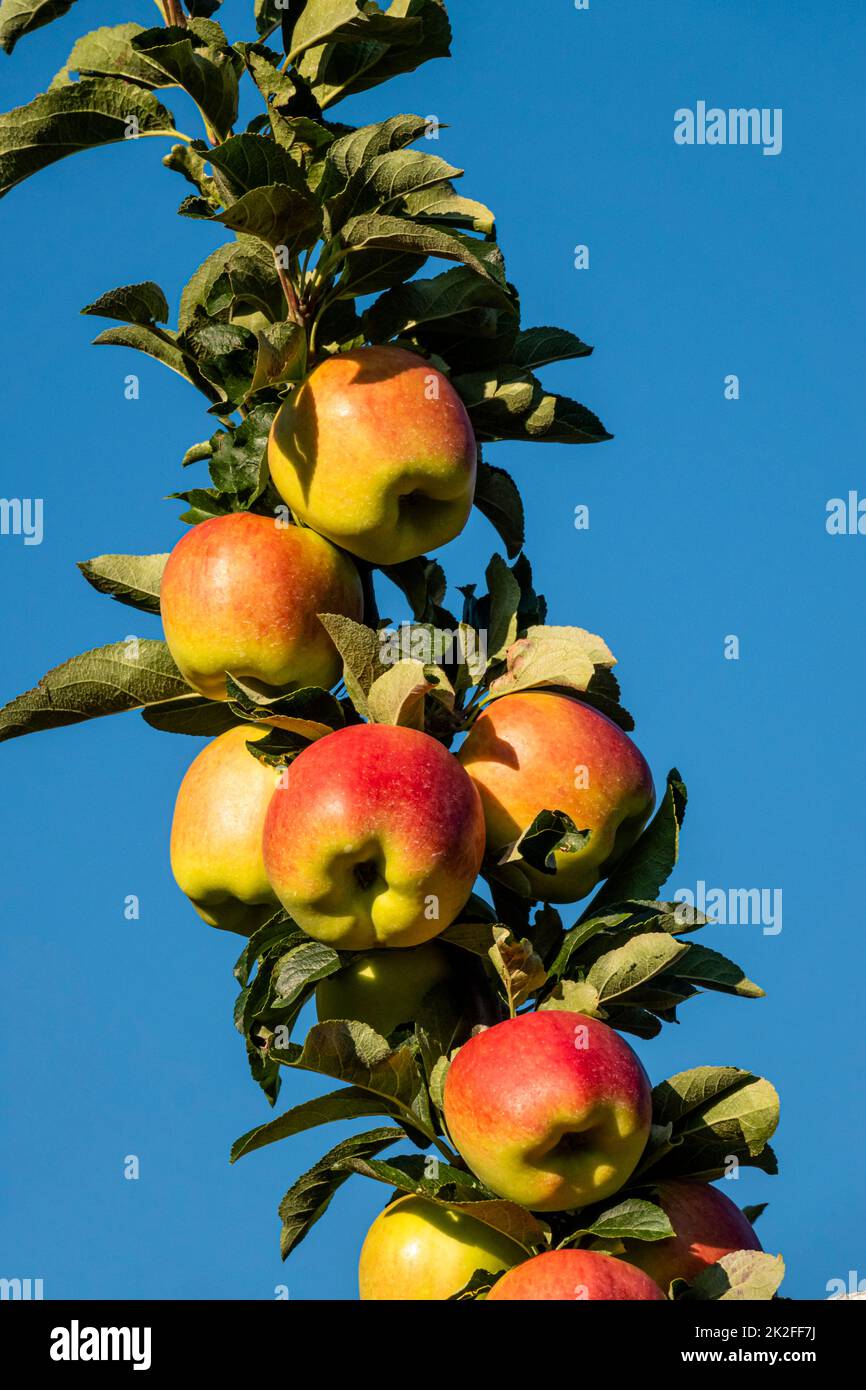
[1,0,863,1300]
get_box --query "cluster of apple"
[362,1012,761,1300]
[161,343,760,1300]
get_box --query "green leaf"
[326,113,431,181]
[364,265,517,368]
[81,281,169,326]
[207,402,277,494]
[298,0,451,109]
[666,942,765,999]
[267,941,343,1016]
[585,771,687,914]
[512,326,592,370]
[0,78,178,199]
[316,614,386,719]
[537,978,601,1016]
[170,487,235,524]
[546,912,634,984]
[289,0,392,59]
[571,1198,674,1245]
[130,24,240,142]
[488,927,547,1012]
[336,246,426,298]
[178,318,256,408]
[0,639,189,743]
[330,148,462,228]
[272,1020,432,1136]
[479,554,517,664]
[742,1203,767,1225]
[365,659,434,729]
[277,1126,403,1259]
[487,624,616,701]
[226,679,345,739]
[499,809,591,878]
[248,321,307,394]
[162,140,219,203]
[231,1086,402,1162]
[400,181,494,234]
[233,911,297,988]
[473,462,524,559]
[453,365,611,444]
[180,183,322,251]
[61,23,164,88]
[585,931,690,1003]
[206,131,308,201]
[0,0,75,55]
[340,212,504,283]
[141,694,239,738]
[682,1251,785,1302]
[643,1067,780,1182]
[77,552,167,614]
[178,239,282,332]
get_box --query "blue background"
[1,0,863,1300]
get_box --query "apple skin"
[316,942,457,1036]
[487,1249,666,1301]
[443,1011,652,1212]
[617,1180,762,1290]
[267,345,477,566]
[457,691,655,903]
[263,723,486,949]
[170,724,279,934]
[160,512,363,700]
[359,1195,526,1300]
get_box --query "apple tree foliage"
[0,0,781,1300]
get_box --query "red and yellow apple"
[316,941,458,1036]
[160,511,363,700]
[617,1180,762,1290]
[267,345,477,565]
[443,1011,652,1212]
[263,723,486,949]
[358,1194,525,1300]
[457,691,655,903]
[170,724,279,933]
[487,1249,665,1301]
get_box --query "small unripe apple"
[263,723,486,949]
[170,724,279,933]
[487,1249,666,1301]
[616,1180,762,1290]
[443,1011,652,1212]
[268,345,477,565]
[316,942,456,1036]
[458,691,655,903]
[358,1194,525,1300]
[160,511,363,700]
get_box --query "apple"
[170,724,279,933]
[263,723,486,949]
[443,1011,652,1212]
[616,1180,762,1290]
[316,942,458,1036]
[487,1249,666,1301]
[160,511,363,700]
[457,691,655,903]
[358,1194,525,1300]
[267,345,477,566]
